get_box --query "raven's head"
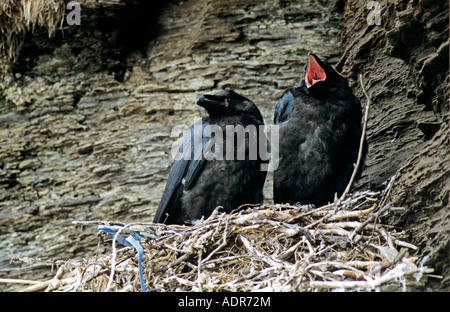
[196,90,263,122]
[302,53,348,90]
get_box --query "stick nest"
[0,0,66,61]
[11,190,434,292]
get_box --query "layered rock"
[0,0,340,285]
[335,0,449,290]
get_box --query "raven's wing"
[153,121,210,224]
[274,89,295,124]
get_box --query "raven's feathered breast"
[274,86,361,206]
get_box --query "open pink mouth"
[305,54,327,88]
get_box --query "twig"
[339,74,371,201]
[103,223,135,291]
[72,220,127,227]
[200,216,230,265]
[349,203,392,241]
[308,261,428,291]
[104,228,122,292]
[196,249,203,290]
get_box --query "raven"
[273,53,362,206]
[153,90,268,225]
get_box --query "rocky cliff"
[0,0,448,290]
[335,0,449,290]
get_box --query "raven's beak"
[196,95,229,109]
[305,53,327,88]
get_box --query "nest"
[0,0,65,60]
[8,189,434,292]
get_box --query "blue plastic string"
[98,225,146,292]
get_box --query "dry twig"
[339,74,371,202]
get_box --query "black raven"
[154,90,268,225]
[273,53,362,206]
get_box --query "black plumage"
[154,90,268,225]
[273,53,362,206]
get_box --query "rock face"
[335,0,449,290]
[0,0,341,286]
[0,0,448,290]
